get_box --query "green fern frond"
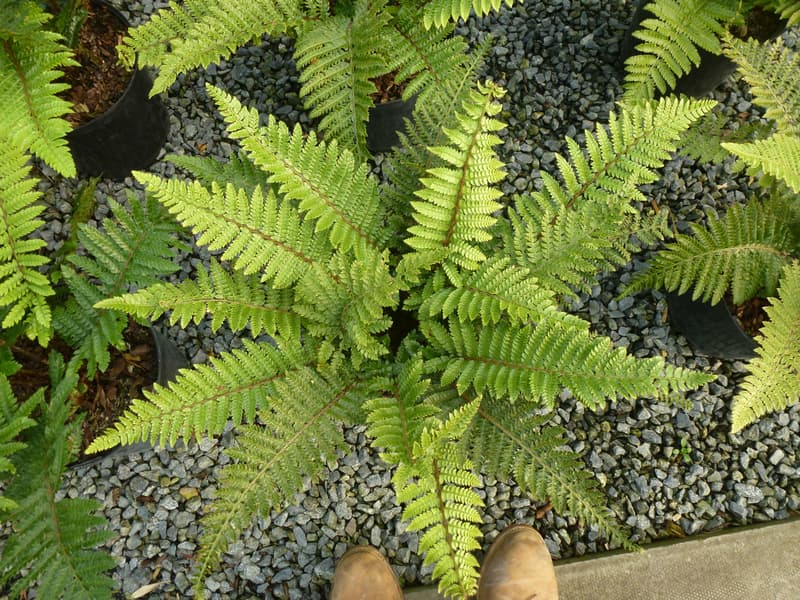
[0,140,54,344]
[295,1,387,159]
[623,0,737,101]
[626,195,798,304]
[507,96,714,297]
[168,152,271,196]
[421,0,516,29]
[0,375,40,514]
[731,262,800,432]
[758,0,800,26]
[120,0,305,96]
[425,318,714,409]
[96,258,301,340]
[135,172,331,288]
[0,353,115,599]
[678,108,774,163]
[722,134,800,193]
[53,195,180,377]
[0,1,77,176]
[401,81,506,278]
[86,339,314,450]
[396,400,483,599]
[193,364,367,597]
[462,397,636,551]
[724,36,800,135]
[205,84,387,257]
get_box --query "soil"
[370,71,406,104]
[60,0,131,128]
[741,6,786,41]
[8,320,158,459]
[724,293,771,338]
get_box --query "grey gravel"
[3,0,798,598]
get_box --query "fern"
[52,194,181,377]
[0,354,115,599]
[422,0,518,28]
[0,139,55,345]
[677,108,774,164]
[0,0,77,176]
[625,195,798,305]
[722,134,800,193]
[757,0,800,25]
[731,262,800,431]
[0,374,40,513]
[623,0,738,101]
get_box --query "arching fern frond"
[0,1,77,176]
[168,152,271,197]
[722,134,800,193]
[677,108,773,164]
[0,140,54,345]
[86,339,314,450]
[622,0,737,101]
[421,0,517,29]
[96,258,302,341]
[395,399,483,599]
[461,396,636,551]
[193,363,367,597]
[119,0,306,96]
[724,36,800,135]
[0,354,115,599]
[206,84,387,257]
[625,195,799,305]
[731,262,800,432]
[401,81,506,279]
[0,375,40,514]
[53,195,180,377]
[424,318,714,409]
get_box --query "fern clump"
[89,74,715,598]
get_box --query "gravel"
[6,0,800,598]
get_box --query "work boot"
[477,524,559,600]
[329,546,403,600]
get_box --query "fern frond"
[724,36,800,135]
[168,152,271,196]
[507,96,714,297]
[421,0,516,28]
[193,363,366,597]
[295,2,386,159]
[86,339,315,450]
[205,84,387,257]
[626,195,798,305]
[677,108,774,163]
[425,318,714,409]
[0,1,77,175]
[731,262,800,432]
[53,195,180,377]
[395,400,483,599]
[0,140,54,344]
[756,0,800,27]
[0,354,115,599]
[135,172,331,288]
[0,375,40,514]
[401,81,506,277]
[119,0,305,96]
[722,134,800,193]
[96,258,301,340]
[623,0,737,101]
[462,397,636,550]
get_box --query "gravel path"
[17,0,800,598]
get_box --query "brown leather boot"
[329,546,403,600]
[477,524,559,600]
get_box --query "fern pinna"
[88,77,714,597]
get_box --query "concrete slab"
[402,518,800,599]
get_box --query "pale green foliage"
[422,0,517,28]
[0,375,40,513]
[0,0,77,177]
[623,0,737,101]
[0,139,55,344]
[759,0,800,25]
[90,83,715,598]
[625,196,799,305]
[0,354,115,599]
[732,262,800,431]
[677,108,774,164]
[723,134,800,193]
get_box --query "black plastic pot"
[366,96,417,153]
[620,1,786,97]
[69,327,188,470]
[667,291,757,360]
[65,1,169,180]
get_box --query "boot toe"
[330,546,403,600]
